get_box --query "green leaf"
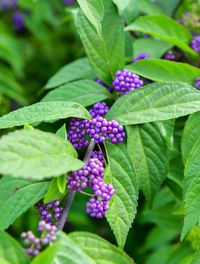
[0,101,91,129]
[56,124,66,139]
[54,232,95,264]
[45,58,95,89]
[156,0,181,16]
[76,0,124,84]
[0,175,49,229]
[182,112,200,164]
[104,141,138,248]
[157,120,174,149]
[68,231,134,263]
[41,79,112,106]
[76,0,103,35]
[138,0,163,15]
[181,175,200,240]
[112,0,131,14]
[126,123,168,205]
[0,22,24,77]
[0,66,27,105]
[105,82,200,125]
[127,59,200,84]
[133,38,173,58]
[44,178,65,204]
[57,175,67,193]
[125,15,196,56]
[0,231,29,264]
[140,188,182,229]
[31,242,63,264]
[184,137,200,194]
[0,258,10,264]
[0,129,84,179]
[120,0,140,24]
[166,165,183,200]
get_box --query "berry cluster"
[96,78,114,93]
[12,12,25,32]
[1,0,17,10]
[91,150,104,164]
[67,151,115,218]
[67,118,89,150]
[162,50,180,61]
[21,223,57,257]
[86,198,109,218]
[132,52,150,63]
[190,36,200,52]
[67,156,104,191]
[86,116,125,144]
[86,158,115,218]
[177,18,185,25]
[63,0,75,6]
[36,200,63,225]
[195,77,200,89]
[21,200,62,257]
[89,102,109,118]
[112,69,143,94]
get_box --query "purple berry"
[162,50,180,61]
[195,77,200,89]
[67,118,89,150]
[112,69,143,94]
[12,12,25,32]
[89,102,109,118]
[132,52,150,63]
[190,36,200,52]
[86,198,109,218]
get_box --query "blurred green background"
[1,0,200,263]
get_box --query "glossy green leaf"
[182,175,200,240]
[0,101,91,129]
[0,175,49,229]
[0,231,29,264]
[31,242,63,264]
[56,124,66,139]
[112,0,131,14]
[157,120,174,149]
[184,137,200,194]
[45,58,95,89]
[138,0,163,15]
[125,15,196,56]
[127,59,200,84]
[41,79,112,106]
[156,0,181,16]
[76,0,103,35]
[43,178,65,204]
[54,232,94,264]
[126,123,168,205]
[76,0,124,84]
[104,141,138,248]
[120,0,140,24]
[69,231,134,263]
[0,129,84,179]
[182,112,200,164]
[133,38,173,59]
[57,175,67,194]
[105,82,200,125]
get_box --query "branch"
[57,139,95,230]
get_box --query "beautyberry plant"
[1,0,200,263]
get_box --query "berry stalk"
[57,138,95,230]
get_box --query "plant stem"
[57,139,95,231]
